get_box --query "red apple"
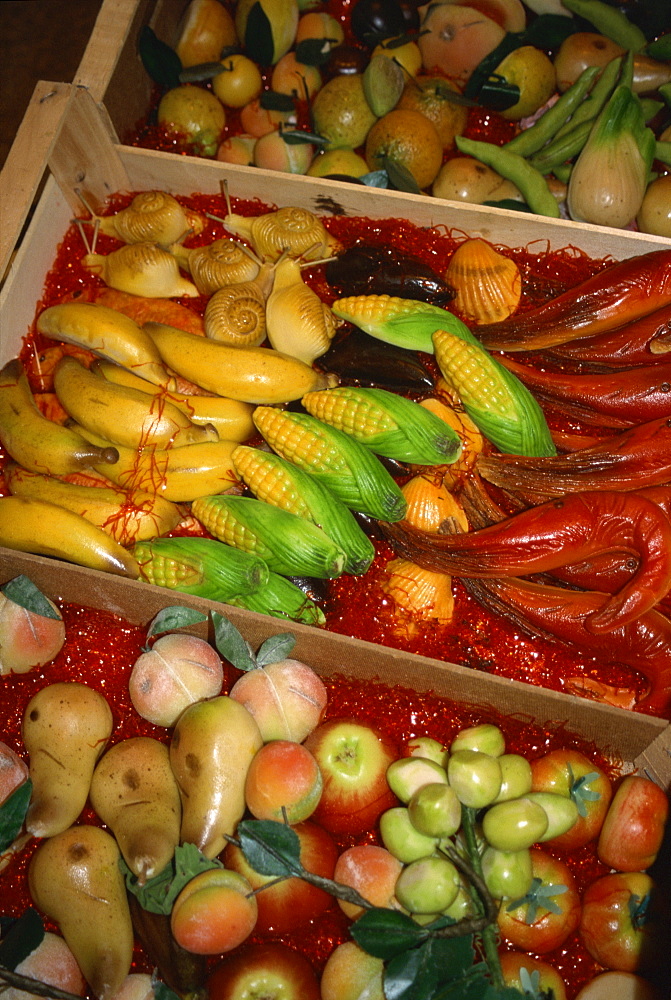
[207,942,320,1000]
[579,872,665,973]
[303,717,399,834]
[597,775,669,872]
[223,819,338,934]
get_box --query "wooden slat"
[74,0,153,103]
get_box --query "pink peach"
[320,941,386,1000]
[5,932,85,1000]
[0,590,65,675]
[0,741,29,803]
[170,868,257,955]
[229,659,327,742]
[244,739,323,823]
[253,130,314,174]
[333,844,404,920]
[129,632,223,726]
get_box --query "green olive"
[482,797,549,852]
[447,749,502,809]
[379,806,438,863]
[481,845,533,900]
[407,782,462,839]
[394,856,460,914]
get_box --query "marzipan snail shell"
[204,281,267,347]
[225,205,340,262]
[174,238,261,295]
[265,258,337,364]
[82,243,200,298]
[94,191,202,246]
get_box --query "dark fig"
[324,244,455,304]
[316,328,436,393]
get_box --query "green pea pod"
[133,536,269,600]
[454,137,560,218]
[432,328,556,458]
[301,386,463,467]
[561,0,646,51]
[332,294,479,355]
[227,570,326,626]
[503,65,600,158]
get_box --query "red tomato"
[597,775,669,872]
[497,848,581,954]
[530,749,612,849]
[579,872,662,973]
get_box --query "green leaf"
[352,909,430,960]
[139,26,182,90]
[281,128,326,146]
[477,74,520,112]
[179,60,227,82]
[361,170,390,188]
[384,156,422,194]
[211,610,256,670]
[152,981,182,1000]
[260,90,296,112]
[236,819,303,877]
[0,779,31,852]
[482,199,533,213]
[1,574,60,619]
[0,908,44,970]
[506,877,568,924]
[567,763,601,818]
[295,37,337,66]
[122,842,222,915]
[244,2,274,66]
[628,891,651,930]
[146,605,208,639]
[255,631,296,667]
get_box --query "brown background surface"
[0,0,104,168]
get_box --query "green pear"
[90,736,181,883]
[28,824,134,1000]
[170,695,263,858]
[22,681,113,837]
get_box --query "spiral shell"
[96,191,199,246]
[176,238,261,295]
[226,206,340,262]
[204,281,267,347]
[445,239,521,325]
[82,244,199,298]
[401,473,469,533]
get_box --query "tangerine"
[397,75,468,150]
[365,109,444,190]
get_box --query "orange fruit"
[364,109,443,190]
[397,76,469,150]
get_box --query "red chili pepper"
[497,358,671,428]
[478,417,671,499]
[463,576,671,718]
[382,491,671,634]
[541,304,671,368]
[475,249,671,352]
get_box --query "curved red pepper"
[382,491,671,634]
[541,305,671,369]
[478,418,671,499]
[475,249,671,352]
[462,576,671,718]
[497,358,671,428]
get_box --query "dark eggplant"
[324,244,455,304]
[316,328,436,393]
[350,0,408,46]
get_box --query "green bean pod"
[432,328,556,458]
[528,119,594,175]
[454,137,560,217]
[553,55,623,141]
[503,65,600,158]
[561,0,646,51]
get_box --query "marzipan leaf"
[1,575,60,619]
[483,198,533,213]
[0,779,31,852]
[361,170,389,188]
[384,156,421,194]
[146,605,207,639]
[152,981,182,1000]
[255,631,296,667]
[0,908,44,971]
[295,37,335,66]
[477,75,520,112]
[245,2,274,66]
[122,842,222,915]
[260,90,296,112]
[179,60,227,82]
[139,26,182,90]
[281,129,325,146]
[212,610,256,670]
[237,819,302,877]
[351,908,429,959]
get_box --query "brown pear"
[22,681,113,837]
[169,695,263,858]
[90,736,181,883]
[28,824,134,1000]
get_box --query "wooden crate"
[0,84,669,790]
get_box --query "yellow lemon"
[312,74,378,150]
[494,45,557,121]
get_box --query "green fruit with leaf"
[235,0,300,66]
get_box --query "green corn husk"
[332,295,479,355]
[232,444,375,575]
[253,405,407,522]
[432,328,556,458]
[133,536,269,600]
[227,570,326,626]
[301,386,462,467]
[191,494,347,579]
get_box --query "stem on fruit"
[0,968,85,1000]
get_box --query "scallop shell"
[401,473,469,533]
[418,393,484,489]
[381,557,456,625]
[96,191,195,246]
[82,244,199,298]
[204,281,267,347]
[227,206,340,262]
[445,239,521,325]
[178,238,261,295]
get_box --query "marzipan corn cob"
[232,445,375,575]
[133,536,269,601]
[191,494,347,579]
[253,406,407,522]
[331,295,478,354]
[432,328,556,458]
[227,570,326,626]
[301,387,462,466]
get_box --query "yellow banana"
[5,463,182,545]
[73,424,240,502]
[53,356,218,450]
[0,495,140,578]
[93,360,256,442]
[0,359,119,476]
[36,302,172,386]
[144,321,339,404]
